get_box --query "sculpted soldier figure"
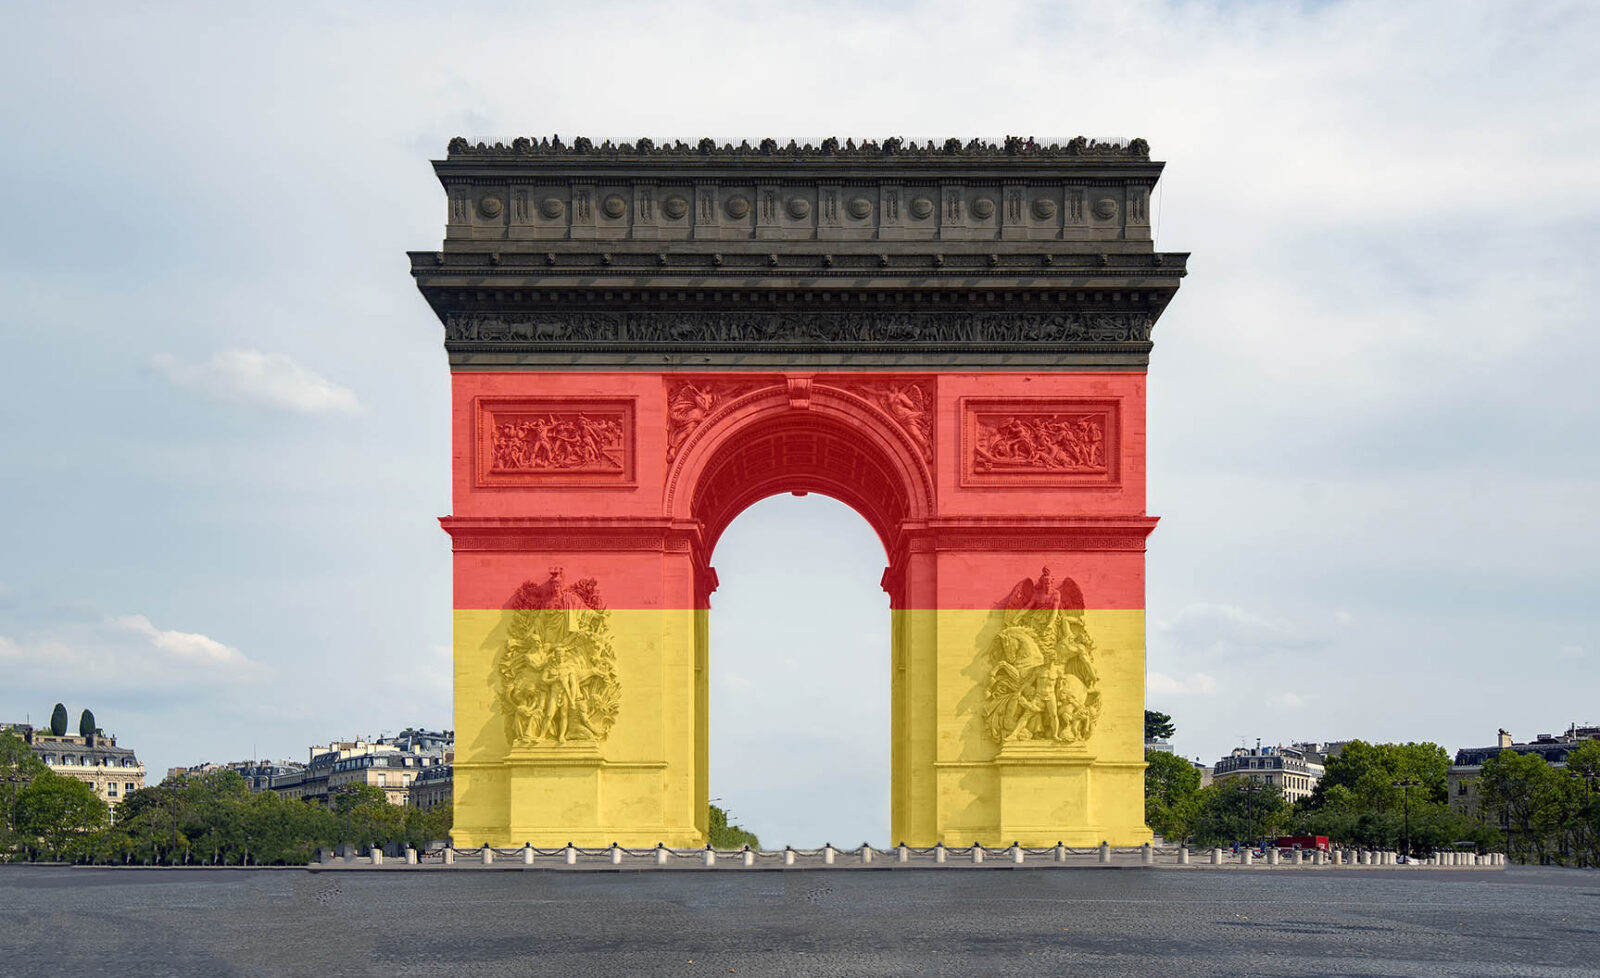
[983,567,1103,747]
[496,568,621,747]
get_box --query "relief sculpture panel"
[496,569,621,748]
[983,567,1102,747]
[961,398,1119,487]
[476,398,634,487]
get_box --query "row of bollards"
[348,843,1507,869]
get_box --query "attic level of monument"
[414,135,1187,371]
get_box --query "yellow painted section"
[452,607,1147,848]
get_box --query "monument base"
[992,743,1151,847]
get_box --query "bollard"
[1056,843,1067,864]
[784,848,796,867]
[611,845,623,866]
[823,845,835,866]
[1292,850,1303,866]
[898,844,909,865]
[1242,849,1254,866]
[1210,847,1223,866]
[743,849,754,868]
[523,845,535,866]
[565,845,577,866]
[1098,842,1111,865]
[704,848,716,868]
[1179,846,1190,866]
[655,846,669,867]
[1267,848,1280,866]
[370,847,383,866]
[443,848,455,866]
[972,844,985,864]
[405,847,418,866]
[935,844,947,865]
[482,847,494,866]
[1141,843,1153,866]
[862,845,873,865]
[1013,844,1025,865]
[1314,850,1326,866]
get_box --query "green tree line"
[1144,727,1600,864]
[1,732,451,864]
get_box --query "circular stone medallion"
[538,197,565,219]
[725,195,751,219]
[1032,197,1058,220]
[477,195,504,219]
[601,194,627,219]
[970,197,996,219]
[787,197,812,220]
[847,196,872,220]
[662,195,689,219]
[1093,196,1119,220]
[909,196,934,219]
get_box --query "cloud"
[1273,692,1308,709]
[1148,671,1220,697]
[150,350,359,414]
[1558,645,1587,660]
[1155,602,1320,661]
[109,614,247,667]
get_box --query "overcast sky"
[2,2,1595,847]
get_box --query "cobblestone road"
[2,865,1596,977]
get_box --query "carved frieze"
[445,311,1151,347]
[982,567,1102,748]
[477,398,634,486]
[496,569,621,748]
[961,398,1120,487]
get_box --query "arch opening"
[706,493,892,848]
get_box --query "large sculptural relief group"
[496,569,621,748]
[984,568,1104,747]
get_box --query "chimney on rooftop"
[1497,729,1513,748]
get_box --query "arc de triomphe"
[410,135,1187,847]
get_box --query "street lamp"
[1235,780,1264,849]
[1393,779,1421,860]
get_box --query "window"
[126,783,135,792]
[1458,782,1468,795]
[108,784,118,797]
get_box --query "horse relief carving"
[983,568,1102,747]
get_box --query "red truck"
[1274,835,1330,852]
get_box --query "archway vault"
[420,134,1186,848]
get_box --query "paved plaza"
[2,865,1596,977]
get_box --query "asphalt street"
[1,865,1596,977]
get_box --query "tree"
[49,704,68,737]
[1310,740,1450,812]
[1187,781,1291,848]
[78,709,97,738]
[1,731,48,851]
[1144,750,1201,841]
[1144,710,1175,742]
[16,770,109,859]
[1477,750,1568,864]
[708,804,760,849]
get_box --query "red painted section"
[448,371,1150,611]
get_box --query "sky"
[1,1,1596,848]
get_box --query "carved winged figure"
[983,567,1102,747]
[666,383,719,462]
[496,568,621,747]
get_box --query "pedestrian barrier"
[323,842,1506,871]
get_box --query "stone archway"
[417,135,1187,847]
